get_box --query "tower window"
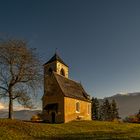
[60,68,65,76]
[48,68,53,74]
[76,102,80,112]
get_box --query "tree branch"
[0,86,8,92]
[12,95,20,100]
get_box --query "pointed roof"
[44,53,68,67]
[53,72,91,102]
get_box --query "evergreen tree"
[98,103,104,120]
[100,99,112,121]
[111,99,119,120]
[91,97,99,120]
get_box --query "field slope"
[0,119,140,140]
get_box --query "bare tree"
[0,39,42,119]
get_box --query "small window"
[76,102,80,112]
[87,104,90,115]
[60,68,65,76]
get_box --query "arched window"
[60,68,65,76]
[87,104,90,115]
[76,102,80,112]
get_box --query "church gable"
[42,73,63,100]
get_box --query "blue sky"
[1,0,140,102]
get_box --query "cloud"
[14,105,29,111]
[0,102,28,111]
[119,92,129,95]
[0,103,5,109]
[0,102,41,111]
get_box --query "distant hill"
[1,92,140,120]
[100,92,140,119]
[0,110,41,120]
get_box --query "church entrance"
[51,112,56,123]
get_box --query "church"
[42,53,91,123]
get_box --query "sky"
[1,0,140,106]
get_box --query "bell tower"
[44,53,69,78]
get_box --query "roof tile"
[53,72,90,102]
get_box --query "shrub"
[124,115,140,123]
[31,113,43,122]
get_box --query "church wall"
[42,96,64,123]
[44,61,57,76]
[44,61,68,78]
[64,97,91,123]
[42,74,64,123]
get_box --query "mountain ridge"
[0,109,41,120]
[102,92,140,119]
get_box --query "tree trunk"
[8,92,13,119]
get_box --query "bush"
[124,115,140,123]
[31,113,42,122]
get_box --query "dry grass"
[0,119,140,139]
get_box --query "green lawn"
[0,119,140,140]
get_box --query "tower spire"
[55,48,58,54]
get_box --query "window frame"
[87,104,90,115]
[60,68,65,76]
[76,102,80,113]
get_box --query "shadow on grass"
[32,131,138,140]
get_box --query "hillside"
[104,92,140,119]
[0,119,140,139]
[0,110,41,120]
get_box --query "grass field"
[0,119,140,140]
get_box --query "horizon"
[1,91,140,111]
